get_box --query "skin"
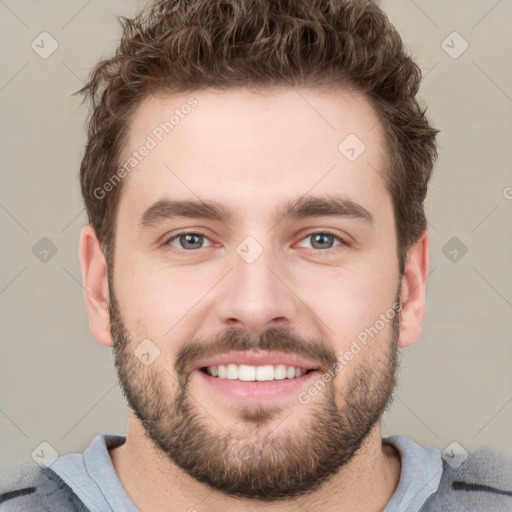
[79,86,429,512]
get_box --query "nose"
[214,239,300,334]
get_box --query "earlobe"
[397,231,429,349]
[78,225,113,347]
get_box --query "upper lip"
[191,351,320,373]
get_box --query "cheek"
[328,292,399,386]
[293,257,398,342]
[114,260,214,347]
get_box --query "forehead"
[117,86,390,226]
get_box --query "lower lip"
[194,369,320,402]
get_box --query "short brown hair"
[76,0,439,274]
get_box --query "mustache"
[174,326,339,379]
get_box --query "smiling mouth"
[199,364,316,382]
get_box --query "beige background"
[1,0,511,471]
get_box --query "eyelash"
[163,230,348,254]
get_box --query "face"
[108,87,402,499]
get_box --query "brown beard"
[108,273,400,500]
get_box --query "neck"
[109,412,401,512]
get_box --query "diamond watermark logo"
[442,441,468,469]
[31,32,59,59]
[134,338,161,366]
[442,236,468,263]
[32,237,58,263]
[31,441,58,468]
[236,236,264,264]
[441,32,468,59]
[338,134,366,162]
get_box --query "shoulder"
[421,446,512,511]
[0,462,87,511]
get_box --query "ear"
[79,225,113,347]
[397,231,429,348]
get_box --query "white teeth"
[206,364,309,381]
[238,364,256,381]
[274,364,287,380]
[226,363,238,379]
[256,365,274,381]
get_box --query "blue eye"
[167,233,212,251]
[164,230,346,254]
[297,232,344,250]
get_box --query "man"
[1,0,511,510]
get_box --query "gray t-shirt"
[41,433,443,511]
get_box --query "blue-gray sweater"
[1,434,511,511]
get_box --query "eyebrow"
[138,194,374,229]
